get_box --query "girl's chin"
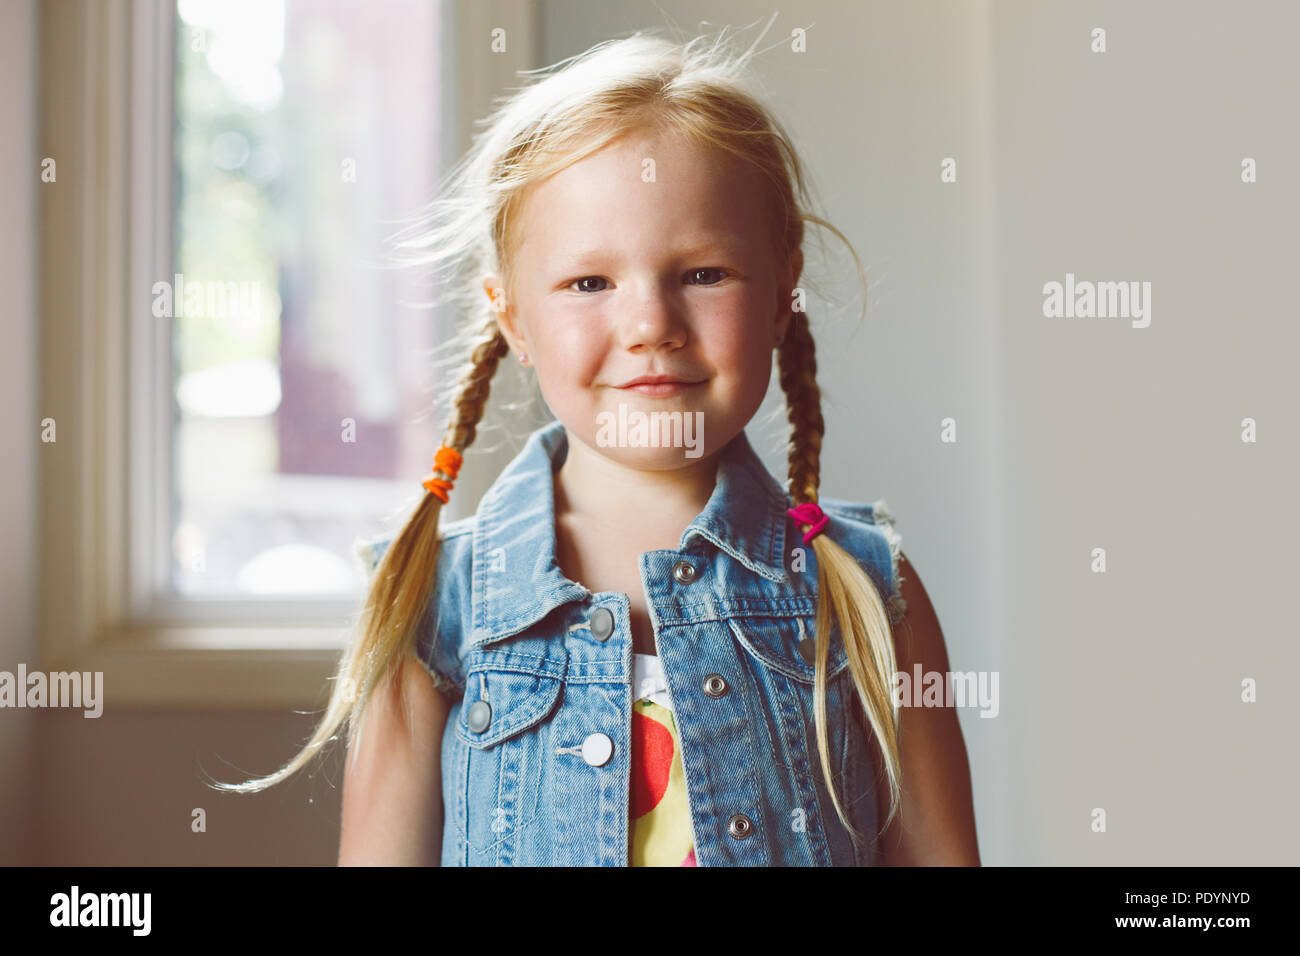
[582,405,713,463]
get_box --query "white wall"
[989,0,1300,863]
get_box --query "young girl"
[216,26,980,867]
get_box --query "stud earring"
[518,351,529,365]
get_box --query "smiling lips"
[616,374,705,397]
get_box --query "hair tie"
[422,446,464,503]
[787,502,829,545]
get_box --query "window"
[171,0,443,597]
[38,0,538,706]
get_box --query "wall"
[989,0,1300,863]
[0,0,38,867]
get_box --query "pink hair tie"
[787,502,829,545]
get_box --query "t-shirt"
[629,653,697,866]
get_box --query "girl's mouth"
[617,381,704,397]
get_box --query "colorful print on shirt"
[629,653,696,866]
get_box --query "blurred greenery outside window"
[172,0,442,597]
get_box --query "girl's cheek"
[557,325,608,365]
[537,328,606,382]
[700,316,756,361]
[546,304,607,340]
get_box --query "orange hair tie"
[422,446,464,503]
[433,446,463,479]
[423,478,454,503]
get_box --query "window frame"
[37,0,538,707]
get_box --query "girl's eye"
[688,267,728,286]
[568,269,729,294]
[571,276,608,293]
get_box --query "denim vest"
[354,419,906,866]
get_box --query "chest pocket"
[454,645,567,855]
[726,612,878,817]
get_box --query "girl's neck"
[553,427,722,535]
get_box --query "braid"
[775,305,905,846]
[210,316,512,795]
[776,309,825,505]
[442,320,511,453]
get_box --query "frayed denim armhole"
[350,533,464,698]
[352,535,388,580]
[410,644,463,698]
[868,499,908,626]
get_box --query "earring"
[518,351,529,365]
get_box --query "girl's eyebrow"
[550,237,750,268]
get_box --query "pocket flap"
[727,614,850,683]
[455,650,567,749]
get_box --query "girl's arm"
[338,654,448,866]
[877,551,982,865]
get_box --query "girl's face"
[487,128,802,469]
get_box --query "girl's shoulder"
[351,513,477,578]
[816,495,896,530]
[351,513,480,698]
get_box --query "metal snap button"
[726,813,755,840]
[672,561,697,584]
[702,674,728,698]
[581,732,614,767]
[590,607,614,641]
[466,699,492,733]
[798,637,817,665]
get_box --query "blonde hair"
[213,23,905,845]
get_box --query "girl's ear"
[774,308,791,348]
[482,274,525,353]
[773,247,804,347]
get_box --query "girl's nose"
[616,282,688,352]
